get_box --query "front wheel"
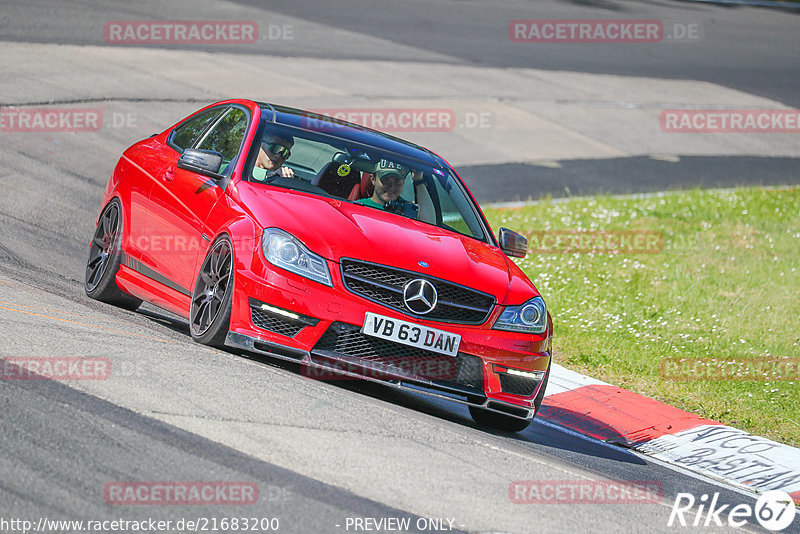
[533,360,551,415]
[470,361,551,433]
[189,235,234,348]
[469,406,532,433]
[84,198,142,311]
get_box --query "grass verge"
[482,185,800,446]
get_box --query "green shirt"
[356,197,385,210]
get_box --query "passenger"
[253,133,295,180]
[357,160,434,222]
[357,161,408,209]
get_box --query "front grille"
[312,322,484,393]
[340,259,495,324]
[498,373,540,397]
[250,307,304,338]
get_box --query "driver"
[252,133,295,180]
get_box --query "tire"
[469,406,532,433]
[84,198,142,311]
[189,235,234,348]
[469,360,552,433]
[533,360,551,415]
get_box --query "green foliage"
[484,186,800,446]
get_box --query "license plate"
[361,312,461,357]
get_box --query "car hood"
[237,185,538,303]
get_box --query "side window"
[197,108,248,164]
[171,107,224,150]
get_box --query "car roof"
[257,102,442,168]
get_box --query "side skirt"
[115,264,191,319]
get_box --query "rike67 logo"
[668,490,796,531]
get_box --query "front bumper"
[225,330,540,420]
[226,252,552,420]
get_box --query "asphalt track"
[1,1,798,533]
[0,267,774,533]
[2,0,798,202]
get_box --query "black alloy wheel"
[84,199,142,311]
[190,235,234,348]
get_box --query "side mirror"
[498,227,527,258]
[177,148,224,179]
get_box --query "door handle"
[162,167,175,182]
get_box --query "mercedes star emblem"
[403,279,438,315]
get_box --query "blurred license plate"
[361,312,460,357]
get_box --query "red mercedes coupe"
[85,99,552,432]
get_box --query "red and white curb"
[539,364,800,506]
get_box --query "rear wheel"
[189,235,234,348]
[84,199,142,311]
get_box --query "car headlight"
[262,228,332,286]
[494,297,547,334]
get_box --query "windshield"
[245,122,490,243]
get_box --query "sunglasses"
[263,142,291,160]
